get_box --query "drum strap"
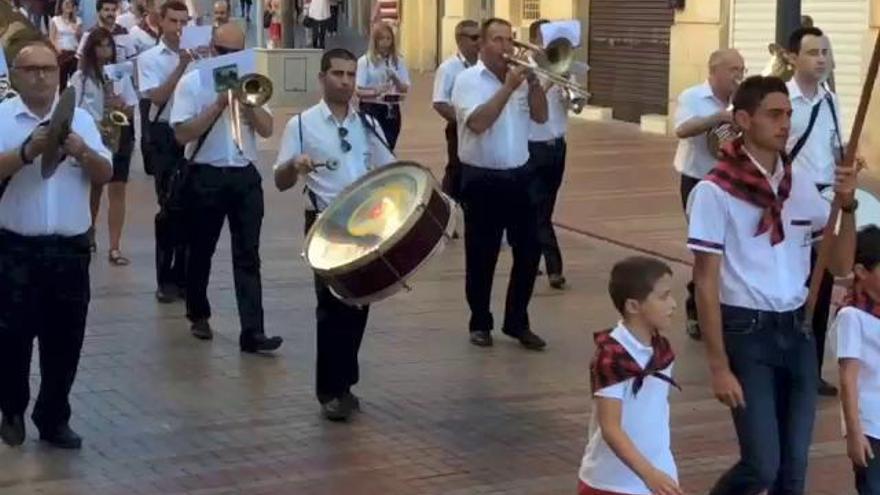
[788,97,827,163]
[296,113,323,212]
[357,111,393,155]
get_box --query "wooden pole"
[805,29,880,317]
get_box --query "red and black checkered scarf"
[590,328,680,396]
[839,283,880,319]
[705,138,793,245]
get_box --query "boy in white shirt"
[837,225,880,494]
[579,256,682,495]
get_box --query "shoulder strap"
[789,99,823,162]
[0,177,9,201]
[824,93,844,163]
[296,113,322,211]
[151,100,169,124]
[189,111,223,162]
[357,111,393,155]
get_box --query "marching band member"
[137,0,193,303]
[672,48,744,340]
[70,28,138,266]
[688,75,859,495]
[170,24,282,352]
[451,17,548,350]
[76,0,136,64]
[212,0,229,26]
[48,0,82,91]
[273,48,395,421]
[432,18,480,203]
[0,42,112,449]
[786,27,846,397]
[356,22,410,152]
[527,19,576,291]
[129,0,161,55]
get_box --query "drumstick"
[805,29,880,321]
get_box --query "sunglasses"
[338,127,351,153]
[214,45,239,55]
[459,34,480,41]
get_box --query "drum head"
[820,188,880,230]
[306,162,431,272]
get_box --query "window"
[522,0,540,20]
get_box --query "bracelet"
[18,135,33,165]
[841,199,859,214]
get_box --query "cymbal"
[41,86,75,179]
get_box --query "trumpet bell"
[235,73,273,107]
[536,37,575,74]
[109,110,129,126]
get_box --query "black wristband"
[18,134,33,165]
[841,199,859,214]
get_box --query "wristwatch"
[841,199,860,214]
[18,135,33,166]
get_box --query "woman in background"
[356,22,409,151]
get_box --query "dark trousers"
[311,19,327,48]
[185,164,265,341]
[360,102,401,152]
[0,230,90,432]
[305,211,370,402]
[810,184,835,377]
[710,305,818,495]
[680,174,701,321]
[441,122,463,201]
[460,163,540,334]
[528,138,566,277]
[328,4,339,32]
[148,122,186,291]
[856,436,880,495]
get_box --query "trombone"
[227,73,273,150]
[504,37,591,103]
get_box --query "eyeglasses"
[214,45,239,55]
[458,34,480,41]
[338,127,351,153]
[12,65,59,76]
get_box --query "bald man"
[213,0,230,26]
[673,48,745,341]
[169,23,282,352]
[0,42,112,449]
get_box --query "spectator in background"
[213,0,229,26]
[49,0,82,91]
[305,0,331,49]
[266,0,281,48]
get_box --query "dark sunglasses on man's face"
[459,34,480,42]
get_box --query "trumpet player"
[170,23,282,353]
[527,19,574,290]
[356,22,410,151]
[672,48,744,340]
[137,0,194,303]
[451,17,548,351]
[71,28,138,265]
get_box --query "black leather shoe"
[0,414,25,447]
[469,331,493,347]
[343,391,361,412]
[190,319,213,340]
[548,274,567,290]
[155,286,177,304]
[240,334,283,353]
[818,378,838,397]
[504,329,547,351]
[39,425,82,449]
[321,397,353,422]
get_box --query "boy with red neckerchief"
[836,225,880,494]
[578,256,682,495]
[688,75,859,495]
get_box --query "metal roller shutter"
[587,0,674,123]
[731,0,777,78]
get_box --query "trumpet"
[504,37,591,101]
[227,73,273,150]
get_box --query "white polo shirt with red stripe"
[686,153,830,312]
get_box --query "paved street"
[0,71,864,494]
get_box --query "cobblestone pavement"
[0,73,861,494]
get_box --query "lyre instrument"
[504,37,591,102]
[228,73,272,151]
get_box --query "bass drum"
[303,161,460,306]
[820,188,880,229]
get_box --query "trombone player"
[673,48,744,340]
[170,23,283,353]
[451,17,548,350]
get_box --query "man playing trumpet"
[672,48,744,340]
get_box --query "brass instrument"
[706,106,738,159]
[505,37,591,101]
[99,80,131,154]
[228,73,272,150]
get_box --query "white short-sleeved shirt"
[307,0,331,21]
[432,53,470,105]
[0,96,112,236]
[579,323,678,494]
[76,25,136,63]
[137,40,182,122]
[170,70,269,168]
[673,81,728,179]
[835,306,880,439]
[451,61,532,170]
[69,70,138,123]
[129,24,160,56]
[51,15,82,52]
[786,79,844,186]
[273,100,396,211]
[529,83,567,141]
[356,54,411,93]
[686,152,830,311]
[117,11,138,30]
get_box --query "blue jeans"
[710,305,818,495]
[856,436,880,495]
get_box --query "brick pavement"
[0,72,861,494]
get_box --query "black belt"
[529,137,565,147]
[721,304,804,327]
[189,163,256,174]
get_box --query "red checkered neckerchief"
[705,138,792,245]
[839,283,880,319]
[589,328,680,396]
